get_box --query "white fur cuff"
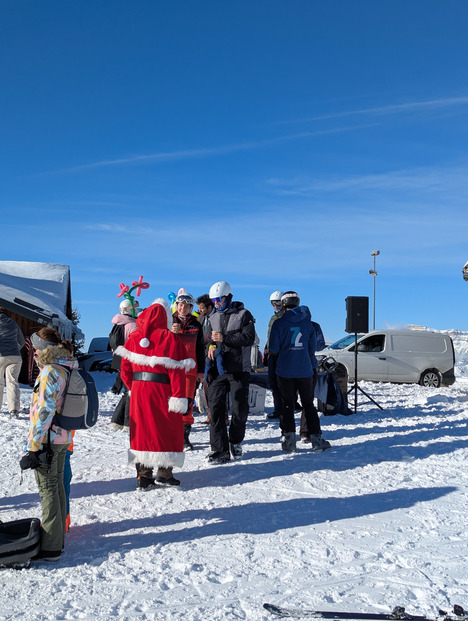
[168,397,188,413]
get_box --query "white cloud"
[277,95,468,125]
[52,124,375,174]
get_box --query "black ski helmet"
[281,291,300,309]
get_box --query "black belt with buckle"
[133,371,170,384]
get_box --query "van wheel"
[419,369,441,388]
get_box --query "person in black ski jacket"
[205,281,256,464]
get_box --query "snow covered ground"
[1,332,467,620]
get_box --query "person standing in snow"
[25,328,76,561]
[269,291,331,454]
[195,294,216,424]
[109,298,140,430]
[117,299,195,490]
[0,308,25,418]
[170,289,205,450]
[299,320,326,443]
[263,291,284,420]
[205,281,256,464]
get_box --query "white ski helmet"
[269,290,284,302]
[120,298,140,315]
[209,280,232,299]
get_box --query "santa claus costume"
[116,299,195,489]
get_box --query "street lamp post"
[369,250,380,330]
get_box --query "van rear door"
[387,333,447,382]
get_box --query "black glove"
[262,351,269,367]
[25,451,41,469]
[29,451,41,468]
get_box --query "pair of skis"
[263,604,468,621]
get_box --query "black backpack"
[109,324,126,371]
[109,324,125,352]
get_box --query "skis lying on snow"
[263,604,468,621]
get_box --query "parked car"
[317,329,455,388]
[78,337,115,373]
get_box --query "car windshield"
[328,334,363,350]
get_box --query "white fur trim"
[128,449,185,469]
[115,346,196,372]
[152,298,172,329]
[168,397,188,413]
[140,338,150,348]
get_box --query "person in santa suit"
[116,298,196,490]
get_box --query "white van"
[319,329,455,387]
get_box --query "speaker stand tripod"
[347,333,384,413]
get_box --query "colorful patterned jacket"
[27,345,77,451]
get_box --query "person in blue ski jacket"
[269,291,331,453]
[299,320,326,442]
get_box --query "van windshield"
[328,335,363,350]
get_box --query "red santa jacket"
[117,300,195,469]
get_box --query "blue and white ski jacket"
[269,306,317,378]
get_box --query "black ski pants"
[268,361,283,414]
[299,370,317,436]
[208,372,250,453]
[277,375,321,436]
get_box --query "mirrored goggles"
[176,295,193,305]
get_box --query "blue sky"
[2,1,468,348]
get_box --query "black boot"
[183,424,193,451]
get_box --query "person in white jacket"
[0,308,25,418]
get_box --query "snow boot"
[207,450,231,464]
[230,443,243,458]
[310,434,331,452]
[183,424,193,451]
[300,433,311,444]
[33,549,62,562]
[281,432,297,453]
[156,467,180,486]
[137,476,157,491]
[9,410,19,419]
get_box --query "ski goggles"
[271,300,282,308]
[211,296,225,304]
[176,294,194,305]
[30,333,56,351]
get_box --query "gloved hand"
[19,451,40,470]
[28,451,41,469]
[263,350,269,367]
